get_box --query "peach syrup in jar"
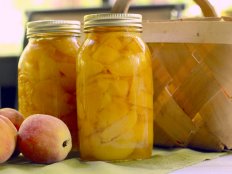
[18,20,81,150]
[77,13,153,161]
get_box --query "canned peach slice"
[99,33,123,50]
[77,100,85,120]
[52,50,77,63]
[136,107,153,123]
[83,60,104,79]
[78,39,97,58]
[133,119,153,144]
[32,80,72,116]
[38,55,58,80]
[100,107,137,143]
[58,63,76,92]
[98,92,112,111]
[132,76,153,94]
[123,37,145,54]
[60,77,76,93]
[51,37,79,57]
[96,98,129,130]
[18,77,36,116]
[108,79,129,98]
[92,44,120,64]
[142,68,153,93]
[32,40,56,57]
[89,129,136,160]
[57,63,76,79]
[81,91,103,121]
[88,76,129,98]
[108,55,141,76]
[18,62,39,82]
[19,49,41,81]
[86,74,113,93]
[78,119,95,138]
[129,90,153,109]
[129,77,153,109]
[78,133,93,160]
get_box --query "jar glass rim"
[84,13,142,32]
[27,20,81,38]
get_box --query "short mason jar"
[18,20,81,150]
[77,13,153,161]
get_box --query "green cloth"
[0,148,227,174]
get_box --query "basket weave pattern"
[149,43,232,151]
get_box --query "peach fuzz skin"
[0,108,25,158]
[18,114,72,164]
[0,115,17,163]
[0,108,24,130]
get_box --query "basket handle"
[194,0,217,17]
[111,0,132,13]
[111,0,218,17]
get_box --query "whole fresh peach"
[0,108,24,130]
[0,108,24,158]
[0,115,17,163]
[18,114,72,164]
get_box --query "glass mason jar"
[77,13,153,161]
[18,20,81,150]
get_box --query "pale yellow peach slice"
[18,75,37,116]
[32,80,72,116]
[58,63,76,80]
[96,98,129,130]
[108,79,129,98]
[123,36,145,54]
[52,37,79,57]
[89,129,136,160]
[83,60,104,79]
[100,107,137,143]
[99,33,123,50]
[128,77,153,109]
[81,90,103,121]
[57,63,76,92]
[38,55,59,80]
[129,90,153,109]
[85,74,112,94]
[92,45,120,65]
[108,55,140,76]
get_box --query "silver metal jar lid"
[84,13,142,32]
[27,20,81,38]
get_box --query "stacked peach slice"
[18,36,79,150]
[77,31,153,160]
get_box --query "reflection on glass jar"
[18,20,81,151]
[77,13,153,161]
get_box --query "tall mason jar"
[77,13,153,161]
[18,20,81,150]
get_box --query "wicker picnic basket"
[113,0,232,151]
[142,0,232,151]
